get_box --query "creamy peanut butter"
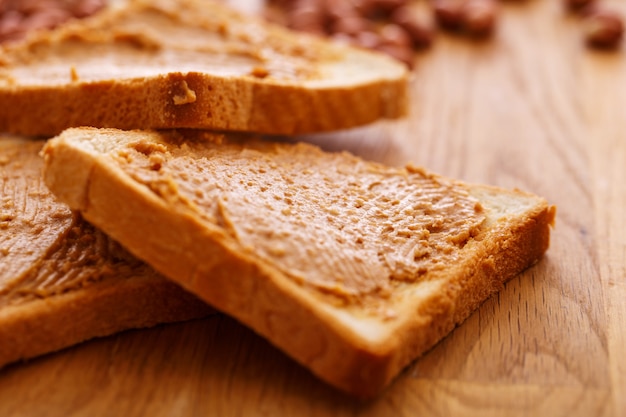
[112,132,486,307]
[0,139,149,308]
[0,0,346,87]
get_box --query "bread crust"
[42,128,556,397]
[0,274,210,369]
[0,71,407,136]
[0,0,408,136]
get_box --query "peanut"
[0,10,25,42]
[583,9,624,49]
[366,0,408,16]
[354,30,382,49]
[564,0,596,13]
[461,0,497,37]
[288,4,325,34]
[330,15,370,36]
[22,7,71,32]
[390,5,434,48]
[432,0,464,31]
[325,0,358,21]
[0,0,106,43]
[70,0,106,18]
[379,23,412,47]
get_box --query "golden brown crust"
[386,198,556,394]
[0,0,408,136]
[42,128,555,397]
[0,136,213,368]
[0,72,407,136]
[0,275,210,368]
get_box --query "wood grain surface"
[1,0,625,415]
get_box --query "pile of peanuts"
[0,0,105,44]
[267,0,624,67]
[267,0,438,67]
[566,0,624,49]
[0,0,623,64]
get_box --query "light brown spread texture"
[0,0,331,85]
[104,131,485,308]
[0,139,159,307]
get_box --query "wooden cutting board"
[1,1,625,415]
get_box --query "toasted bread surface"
[42,127,555,397]
[0,136,212,368]
[0,0,408,136]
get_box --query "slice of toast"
[0,0,408,137]
[0,135,212,369]
[42,127,556,397]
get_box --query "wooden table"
[1,1,625,415]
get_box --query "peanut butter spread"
[111,131,486,307]
[0,139,150,308]
[0,0,366,87]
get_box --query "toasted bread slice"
[0,0,408,137]
[0,136,212,368]
[42,127,555,397]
